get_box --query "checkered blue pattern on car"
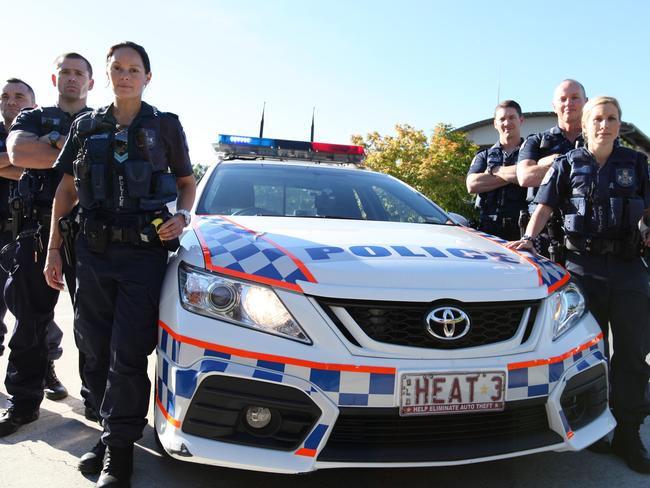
[192,216,316,292]
[158,323,605,423]
[156,351,177,425]
[507,338,605,401]
[462,228,570,293]
[559,408,575,439]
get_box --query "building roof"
[455,111,650,155]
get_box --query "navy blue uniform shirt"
[518,126,583,202]
[11,105,91,206]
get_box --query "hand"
[157,214,185,241]
[505,239,537,254]
[44,249,65,291]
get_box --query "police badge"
[616,168,634,187]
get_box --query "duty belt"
[565,236,637,257]
[109,225,144,245]
[25,207,52,229]
[483,214,518,227]
[79,212,160,246]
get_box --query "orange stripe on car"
[507,333,604,370]
[155,396,181,428]
[159,320,396,375]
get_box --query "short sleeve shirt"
[11,105,91,205]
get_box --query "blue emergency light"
[213,134,365,164]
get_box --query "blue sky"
[3,0,647,163]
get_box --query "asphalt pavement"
[1,298,649,487]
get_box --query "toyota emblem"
[425,307,471,341]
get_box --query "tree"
[192,162,209,181]
[351,124,479,220]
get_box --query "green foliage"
[351,124,479,220]
[192,162,209,181]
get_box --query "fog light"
[245,406,272,429]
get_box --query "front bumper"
[154,319,614,473]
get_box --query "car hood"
[187,216,568,301]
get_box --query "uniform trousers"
[566,251,650,424]
[3,228,64,412]
[74,235,167,447]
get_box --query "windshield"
[197,162,450,224]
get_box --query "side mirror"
[447,212,469,227]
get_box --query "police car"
[155,134,614,473]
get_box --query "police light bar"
[213,134,365,164]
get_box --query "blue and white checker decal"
[507,341,606,401]
[157,326,605,422]
[156,354,177,423]
[193,216,315,291]
[170,353,395,409]
[463,227,569,292]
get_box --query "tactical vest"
[477,146,527,216]
[74,109,177,213]
[17,107,77,205]
[562,147,644,240]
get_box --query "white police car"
[155,134,614,473]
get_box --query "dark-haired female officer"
[44,41,196,487]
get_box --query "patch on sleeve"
[541,167,555,186]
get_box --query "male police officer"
[0,80,68,397]
[0,54,94,436]
[516,79,586,261]
[0,79,33,357]
[466,100,527,240]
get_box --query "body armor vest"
[74,110,177,213]
[563,147,643,240]
[477,146,526,216]
[18,107,74,205]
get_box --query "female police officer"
[508,96,650,474]
[44,41,196,487]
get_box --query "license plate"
[399,371,506,416]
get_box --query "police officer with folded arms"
[508,96,650,474]
[0,78,35,357]
[0,78,71,389]
[0,54,95,437]
[466,100,527,240]
[45,41,196,487]
[517,79,587,261]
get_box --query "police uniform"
[54,102,193,448]
[535,145,650,427]
[468,140,526,240]
[2,106,92,416]
[0,122,14,356]
[518,126,583,261]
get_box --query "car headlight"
[550,281,587,340]
[178,262,311,343]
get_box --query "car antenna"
[259,101,266,138]
[310,106,315,142]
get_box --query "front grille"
[318,399,561,462]
[318,298,539,349]
[182,376,321,450]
